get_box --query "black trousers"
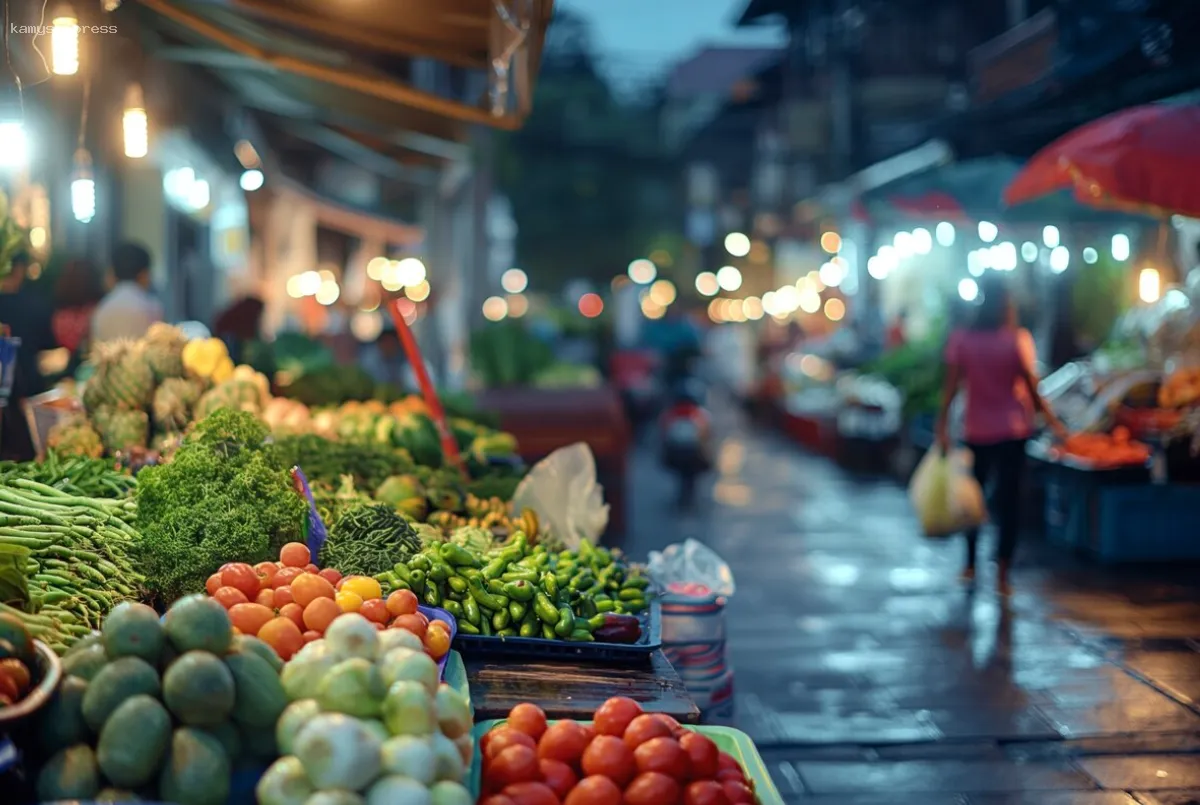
[963,438,1027,565]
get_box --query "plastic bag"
[908,448,986,538]
[511,443,609,548]
[648,539,735,598]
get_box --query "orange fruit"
[290,573,336,608]
[279,603,306,631]
[303,597,342,633]
[424,624,451,660]
[259,617,305,660]
[279,542,311,568]
[205,573,223,596]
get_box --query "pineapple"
[143,323,188,381]
[93,406,149,453]
[86,340,154,410]
[152,377,202,432]
[46,416,104,458]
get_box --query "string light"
[123,83,148,158]
[51,11,79,76]
[71,149,95,223]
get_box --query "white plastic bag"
[648,539,735,598]
[511,443,609,548]
[908,448,986,538]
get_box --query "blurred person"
[0,251,55,460]
[361,327,406,387]
[52,259,106,372]
[935,275,1066,595]
[92,242,163,343]
[214,295,265,366]
[887,310,907,349]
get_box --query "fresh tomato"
[634,737,689,780]
[272,567,305,590]
[278,603,305,631]
[304,563,320,574]
[228,603,273,636]
[220,564,260,599]
[508,703,549,740]
[539,759,578,799]
[212,586,249,609]
[623,714,673,751]
[205,573,223,596]
[385,589,419,617]
[273,586,295,608]
[679,732,719,779]
[580,735,636,787]
[358,599,390,625]
[537,720,589,767]
[489,745,540,788]
[255,589,276,608]
[623,772,680,805]
[424,626,451,660]
[500,782,559,805]
[278,542,311,568]
[563,775,622,805]
[318,567,342,586]
[683,781,730,805]
[485,728,537,762]
[253,561,279,588]
[716,753,741,774]
[480,797,517,805]
[389,613,427,640]
[721,780,753,803]
[594,696,642,737]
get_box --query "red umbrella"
[1004,104,1200,218]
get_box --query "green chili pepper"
[481,617,493,636]
[554,605,575,637]
[534,592,559,624]
[457,620,480,635]
[580,598,598,618]
[509,600,527,621]
[622,599,647,614]
[458,567,482,581]
[442,599,464,620]
[439,542,481,567]
[391,563,412,582]
[541,572,559,599]
[493,608,511,630]
[503,580,535,602]
[567,629,594,642]
[447,576,468,595]
[519,619,538,638]
[482,558,507,580]
[618,588,645,602]
[542,623,556,640]
[469,578,508,611]
[501,570,538,583]
[410,554,432,572]
[463,595,481,626]
[622,576,650,590]
[428,563,452,583]
[422,583,442,607]
[587,613,608,630]
[595,599,615,612]
[497,627,517,637]
[408,569,426,594]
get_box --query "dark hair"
[973,274,1013,331]
[111,242,151,282]
[55,259,106,307]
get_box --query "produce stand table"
[478,386,630,539]
[465,649,701,724]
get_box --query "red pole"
[387,300,467,478]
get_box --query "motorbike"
[659,377,713,508]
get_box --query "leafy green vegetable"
[134,410,305,602]
[273,433,415,490]
[321,504,422,577]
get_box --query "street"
[626,400,1200,804]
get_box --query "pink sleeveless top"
[945,327,1037,445]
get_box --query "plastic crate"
[1041,459,1149,550]
[469,719,783,804]
[1095,484,1200,563]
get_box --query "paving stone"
[1078,756,1200,790]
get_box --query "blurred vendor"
[0,251,55,460]
[361,327,406,387]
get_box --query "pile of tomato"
[479,697,756,805]
[203,542,452,663]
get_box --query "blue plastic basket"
[0,336,20,401]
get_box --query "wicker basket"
[23,388,82,460]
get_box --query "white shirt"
[91,282,164,343]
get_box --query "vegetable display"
[375,535,649,642]
[427,494,540,539]
[323,504,423,577]
[34,596,288,805]
[204,541,454,665]
[133,410,305,603]
[0,454,137,499]
[257,613,474,805]
[478,698,758,804]
[0,614,40,706]
[1053,427,1152,467]
[0,478,144,650]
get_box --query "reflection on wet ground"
[626,404,1200,804]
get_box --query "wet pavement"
[624,399,1200,804]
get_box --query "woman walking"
[935,275,1066,594]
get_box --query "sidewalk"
[625,405,1200,805]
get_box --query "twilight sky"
[555,0,785,89]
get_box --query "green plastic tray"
[469,719,782,804]
[444,649,471,715]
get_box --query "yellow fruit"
[335,591,364,613]
[339,576,382,601]
[211,356,235,384]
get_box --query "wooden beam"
[287,122,438,185]
[223,0,486,69]
[138,0,524,130]
[154,46,277,70]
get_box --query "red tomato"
[220,564,260,599]
[715,770,746,786]
[205,573,223,596]
[273,586,295,608]
[721,780,753,803]
[509,702,549,740]
[253,562,279,588]
[358,599,390,624]
[212,586,249,609]
[255,589,276,608]
[278,542,310,568]
[594,696,642,737]
[683,781,730,805]
[716,753,741,774]
[304,563,320,574]
[272,567,304,589]
[302,630,322,643]
[485,727,537,762]
[501,782,559,805]
[318,568,342,586]
[634,737,689,780]
[539,759,578,800]
[623,772,680,805]
[480,797,517,805]
[679,732,719,780]
[580,735,635,787]
[537,720,589,767]
[489,745,540,788]
[563,775,622,805]
[623,714,673,751]
[581,724,596,745]
[278,603,305,631]
[219,563,237,572]
[659,714,685,738]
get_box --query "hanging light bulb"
[0,84,28,170]
[123,83,148,158]
[71,149,95,223]
[51,10,79,76]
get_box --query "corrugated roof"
[665,46,782,99]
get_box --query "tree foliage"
[495,10,679,290]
